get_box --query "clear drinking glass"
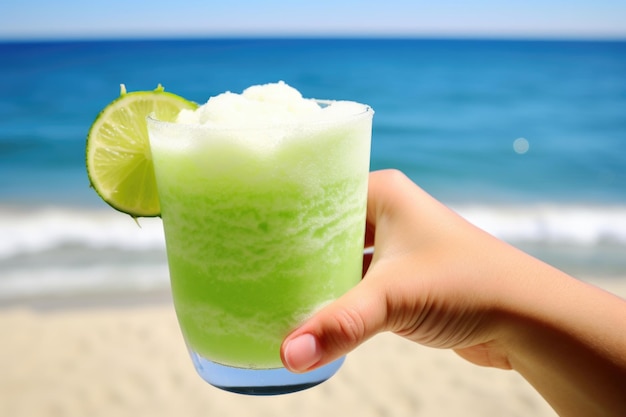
[147,100,373,395]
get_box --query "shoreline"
[0,288,173,312]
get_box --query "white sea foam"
[0,207,168,300]
[455,204,626,246]
[1,204,625,300]
[1,204,625,262]
[0,207,165,260]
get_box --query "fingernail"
[283,333,322,372]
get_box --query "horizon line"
[2,32,626,43]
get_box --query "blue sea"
[1,38,625,304]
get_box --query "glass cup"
[147,100,373,395]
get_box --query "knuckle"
[329,307,367,348]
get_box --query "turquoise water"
[1,38,625,301]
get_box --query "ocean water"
[1,38,625,303]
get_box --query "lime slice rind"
[86,85,198,218]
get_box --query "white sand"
[1,278,623,417]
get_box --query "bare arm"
[281,169,626,416]
[498,264,626,416]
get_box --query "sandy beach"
[1,278,624,417]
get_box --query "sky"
[1,0,625,40]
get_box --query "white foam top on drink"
[176,81,367,127]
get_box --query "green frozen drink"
[147,82,373,394]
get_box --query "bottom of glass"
[187,348,345,396]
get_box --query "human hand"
[280,169,626,416]
[281,169,520,372]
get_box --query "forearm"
[498,258,626,416]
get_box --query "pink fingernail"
[283,333,322,372]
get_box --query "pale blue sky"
[1,0,625,40]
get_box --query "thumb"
[280,273,388,373]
